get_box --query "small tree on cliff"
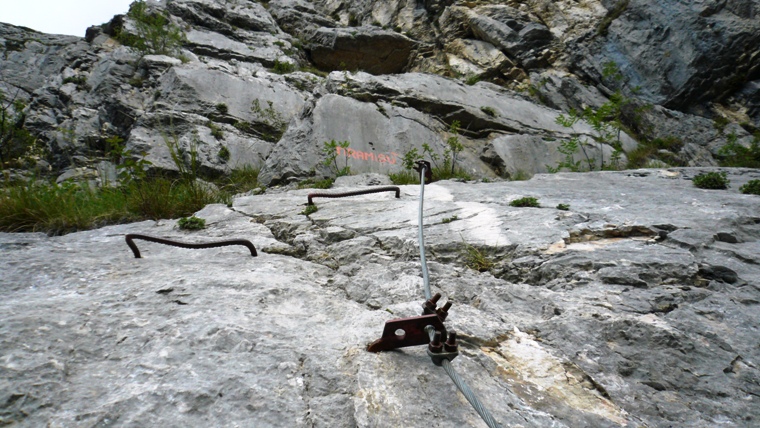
[119,0,185,57]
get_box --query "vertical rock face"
[2,169,760,426]
[569,0,760,110]
[0,0,758,183]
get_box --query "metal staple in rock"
[125,234,257,258]
[416,163,501,428]
[307,186,401,205]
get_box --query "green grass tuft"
[509,196,540,207]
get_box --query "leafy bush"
[740,179,760,195]
[556,203,570,211]
[692,171,729,189]
[510,197,540,207]
[178,216,205,230]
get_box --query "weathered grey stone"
[3,169,760,426]
[569,0,760,110]
[185,29,293,66]
[469,5,554,68]
[308,27,415,74]
[168,0,280,36]
[259,93,444,184]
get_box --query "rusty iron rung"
[125,234,257,258]
[307,186,401,205]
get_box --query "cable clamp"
[427,329,459,366]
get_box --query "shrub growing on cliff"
[322,140,351,177]
[119,0,185,57]
[740,179,760,195]
[692,171,729,189]
[510,196,540,207]
[0,91,37,168]
[395,121,471,183]
[718,133,760,168]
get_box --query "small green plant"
[461,240,494,272]
[249,99,286,142]
[128,76,144,87]
[178,216,205,230]
[465,75,480,85]
[510,197,540,207]
[218,145,230,163]
[597,0,630,36]
[389,170,419,185]
[297,177,334,190]
[692,171,729,189]
[62,76,88,89]
[215,165,259,195]
[119,0,186,57]
[215,103,229,115]
[106,135,152,185]
[206,121,224,140]
[718,132,760,168]
[556,203,570,211]
[322,140,351,177]
[509,170,531,181]
[546,139,583,173]
[740,179,760,195]
[713,116,730,133]
[1,91,37,168]
[272,59,296,74]
[301,205,318,216]
[480,106,497,117]
[442,215,458,224]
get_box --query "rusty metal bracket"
[125,234,257,258]
[307,186,401,205]
[367,314,446,353]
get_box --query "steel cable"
[418,165,432,301]
[417,165,501,428]
[442,359,501,428]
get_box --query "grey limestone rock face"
[1,0,759,192]
[3,168,760,426]
[569,0,760,110]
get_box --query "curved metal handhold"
[307,186,401,205]
[125,234,257,258]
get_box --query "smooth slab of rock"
[4,169,760,427]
